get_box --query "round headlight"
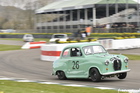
[124,58,129,63]
[104,60,110,66]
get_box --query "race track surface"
[0,40,24,45]
[0,40,140,90]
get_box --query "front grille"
[113,59,122,71]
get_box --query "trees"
[0,0,56,30]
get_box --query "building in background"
[35,0,140,33]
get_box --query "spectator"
[86,25,92,36]
[105,24,111,29]
[81,31,87,40]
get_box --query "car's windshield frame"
[53,35,66,38]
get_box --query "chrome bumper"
[101,69,131,75]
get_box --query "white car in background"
[23,34,34,42]
[0,29,16,33]
[49,34,68,43]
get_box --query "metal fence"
[14,27,139,33]
[36,27,138,33]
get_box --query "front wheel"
[117,72,127,79]
[57,71,67,80]
[89,68,101,82]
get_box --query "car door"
[66,47,85,76]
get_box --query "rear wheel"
[89,68,101,82]
[57,71,67,80]
[117,72,127,79]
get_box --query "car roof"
[64,42,101,48]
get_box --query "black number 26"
[72,61,79,69]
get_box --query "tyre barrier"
[41,42,99,61]
[21,41,46,49]
[41,43,72,61]
[112,38,140,49]
[99,38,140,50]
[98,39,113,50]
[40,38,140,61]
[114,36,136,39]
[55,39,97,43]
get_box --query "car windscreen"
[83,45,107,55]
[25,34,32,37]
[53,35,65,38]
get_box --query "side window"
[62,49,70,57]
[70,48,82,57]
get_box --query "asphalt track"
[0,40,140,90]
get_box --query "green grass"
[1,38,50,42]
[34,38,50,42]
[0,44,21,51]
[0,80,126,93]
[123,54,140,60]
[0,38,23,41]
[112,53,140,60]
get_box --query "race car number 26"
[72,61,79,69]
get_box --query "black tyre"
[57,71,67,80]
[89,68,101,82]
[117,72,127,79]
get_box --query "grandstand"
[35,0,139,33]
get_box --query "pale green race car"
[52,43,130,82]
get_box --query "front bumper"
[101,69,131,75]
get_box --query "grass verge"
[112,53,140,60]
[0,44,21,51]
[0,38,50,42]
[0,80,126,93]
[123,54,140,60]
